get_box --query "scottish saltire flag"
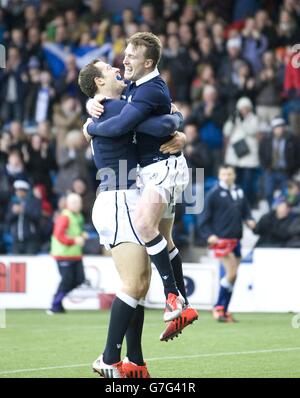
[43,42,69,78]
[43,42,114,77]
[73,43,114,69]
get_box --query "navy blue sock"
[145,234,178,298]
[215,286,228,308]
[223,290,233,313]
[126,304,145,366]
[51,292,65,311]
[103,294,137,365]
[169,247,188,306]
[215,278,233,311]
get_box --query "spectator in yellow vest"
[47,193,87,314]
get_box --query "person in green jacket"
[47,193,87,314]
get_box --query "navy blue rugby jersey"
[88,70,182,168]
[124,73,181,167]
[90,99,182,191]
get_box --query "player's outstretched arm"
[136,112,183,137]
[87,104,146,137]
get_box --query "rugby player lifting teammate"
[86,33,198,340]
[79,58,185,377]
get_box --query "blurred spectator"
[24,59,41,124]
[64,9,87,44]
[282,47,300,136]
[194,20,208,43]
[8,121,28,154]
[211,21,226,55]
[179,3,198,25]
[56,54,80,99]
[276,179,300,214]
[241,16,268,75]
[6,180,42,254]
[285,180,300,212]
[224,97,260,206]
[8,28,26,57]
[217,36,247,113]
[255,50,282,125]
[255,9,279,50]
[195,35,219,72]
[0,150,28,190]
[259,117,300,207]
[48,192,86,314]
[25,133,57,197]
[0,46,28,123]
[233,0,259,22]
[82,0,110,25]
[140,2,165,34]
[201,0,233,22]
[0,8,8,42]
[190,64,216,106]
[32,70,56,124]
[55,130,91,196]
[178,23,193,50]
[161,34,195,102]
[33,183,53,251]
[109,24,126,69]
[52,95,83,155]
[23,4,39,31]
[287,213,300,247]
[254,200,295,247]
[277,8,300,48]
[183,123,212,179]
[186,85,227,176]
[71,177,95,224]
[0,131,12,167]
[162,0,182,22]
[232,61,256,105]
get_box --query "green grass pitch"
[1,310,300,378]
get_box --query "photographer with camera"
[223,97,261,207]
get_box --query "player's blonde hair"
[126,32,162,66]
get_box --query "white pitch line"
[1,347,300,376]
[147,346,300,361]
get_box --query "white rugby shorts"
[92,189,143,250]
[137,154,189,218]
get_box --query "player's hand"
[246,219,256,230]
[86,96,105,118]
[74,236,85,247]
[12,204,22,214]
[81,232,89,240]
[159,132,186,154]
[83,118,93,139]
[171,103,180,114]
[208,235,219,245]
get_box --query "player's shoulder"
[102,99,126,116]
[145,75,168,90]
[137,77,169,101]
[209,184,221,196]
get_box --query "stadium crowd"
[1,0,300,254]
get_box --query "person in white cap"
[218,35,245,90]
[259,117,300,208]
[223,97,260,206]
[6,180,42,254]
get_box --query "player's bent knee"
[122,281,149,300]
[134,217,158,241]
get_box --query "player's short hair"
[126,32,162,66]
[78,59,103,98]
[219,164,236,173]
